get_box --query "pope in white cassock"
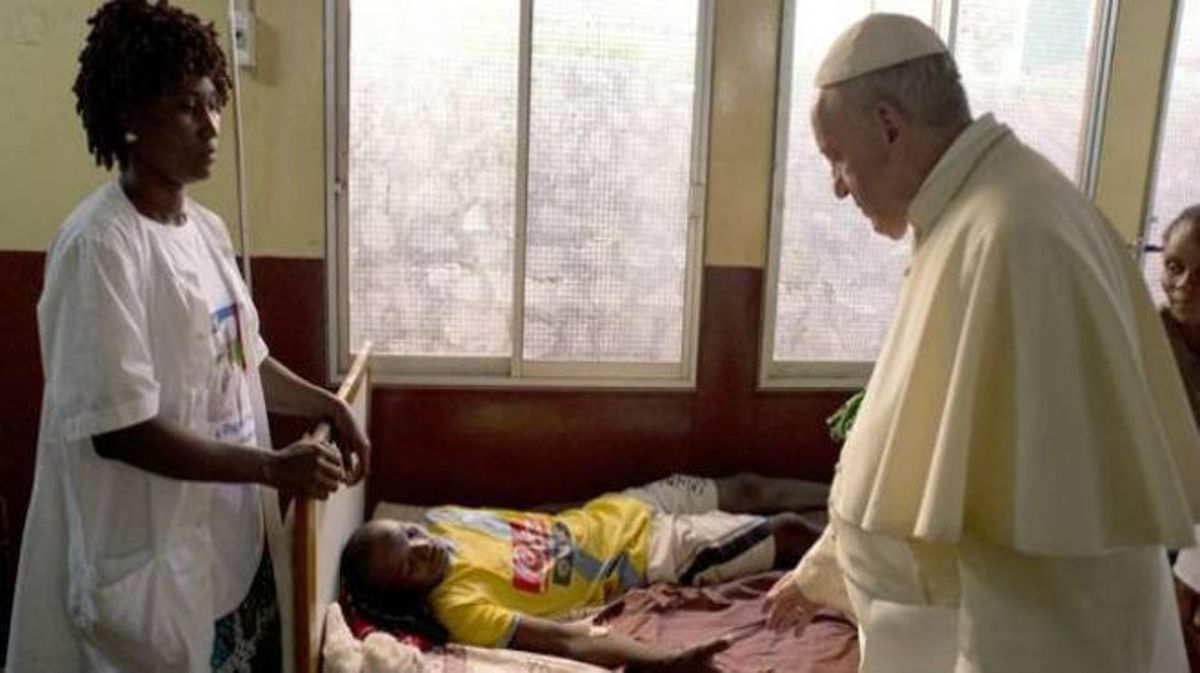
[763,13,1200,673]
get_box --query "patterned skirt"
[211,548,281,673]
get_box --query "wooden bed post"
[293,490,318,673]
[293,345,371,673]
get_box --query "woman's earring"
[124,131,138,144]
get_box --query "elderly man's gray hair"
[836,52,971,128]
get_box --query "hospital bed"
[286,349,858,672]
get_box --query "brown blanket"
[595,571,859,673]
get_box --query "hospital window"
[1140,0,1200,304]
[330,0,712,385]
[761,0,1115,388]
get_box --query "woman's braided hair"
[74,0,231,170]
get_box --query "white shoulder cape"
[832,116,1200,555]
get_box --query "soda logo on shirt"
[510,519,575,593]
[510,519,549,593]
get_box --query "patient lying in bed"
[340,473,827,671]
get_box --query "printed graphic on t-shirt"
[510,519,574,593]
[209,302,255,445]
[213,303,248,370]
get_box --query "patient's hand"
[514,616,728,671]
[764,571,817,633]
[630,637,729,672]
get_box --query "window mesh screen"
[524,0,699,362]
[348,1,518,357]
[772,0,1103,365]
[772,2,928,363]
[955,0,1099,178]
[1143,0,1200,305]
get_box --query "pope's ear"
[873,100,907,146]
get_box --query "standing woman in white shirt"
[4,1,370,671]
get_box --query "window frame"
[1136,0,1190,265]
[759,0,1118,390]
[326,0,715,388]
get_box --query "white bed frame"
[286,347,371,673]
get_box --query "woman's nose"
[200,109,220,138]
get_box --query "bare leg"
[768,512,825,569]
[715,472,830,514]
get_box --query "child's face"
[367,520,451,595]
[1163,219,1200,325]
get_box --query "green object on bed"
[827,389,865,445]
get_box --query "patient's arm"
[510,615,728,672]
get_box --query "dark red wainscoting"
[0,251,44,664]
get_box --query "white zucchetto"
[816,13,949,87]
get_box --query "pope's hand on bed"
[263,437,345,499]
[763,570,816,633]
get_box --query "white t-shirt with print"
[145,214,263,618]
[10,180,275,673]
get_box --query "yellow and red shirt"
[426,494,651,647]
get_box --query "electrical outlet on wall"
[231,5,256,69]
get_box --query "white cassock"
[791,114,1200,673]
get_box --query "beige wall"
[0,0,324,257]
[704,0,781,268]
[0,0,1181,260]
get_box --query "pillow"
[322,602,364,673]
[323,602,425,673]
[362,633,424,673]
[340,597,436,651]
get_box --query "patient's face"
[366,520,451,595]
[1163,218,1200,326]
